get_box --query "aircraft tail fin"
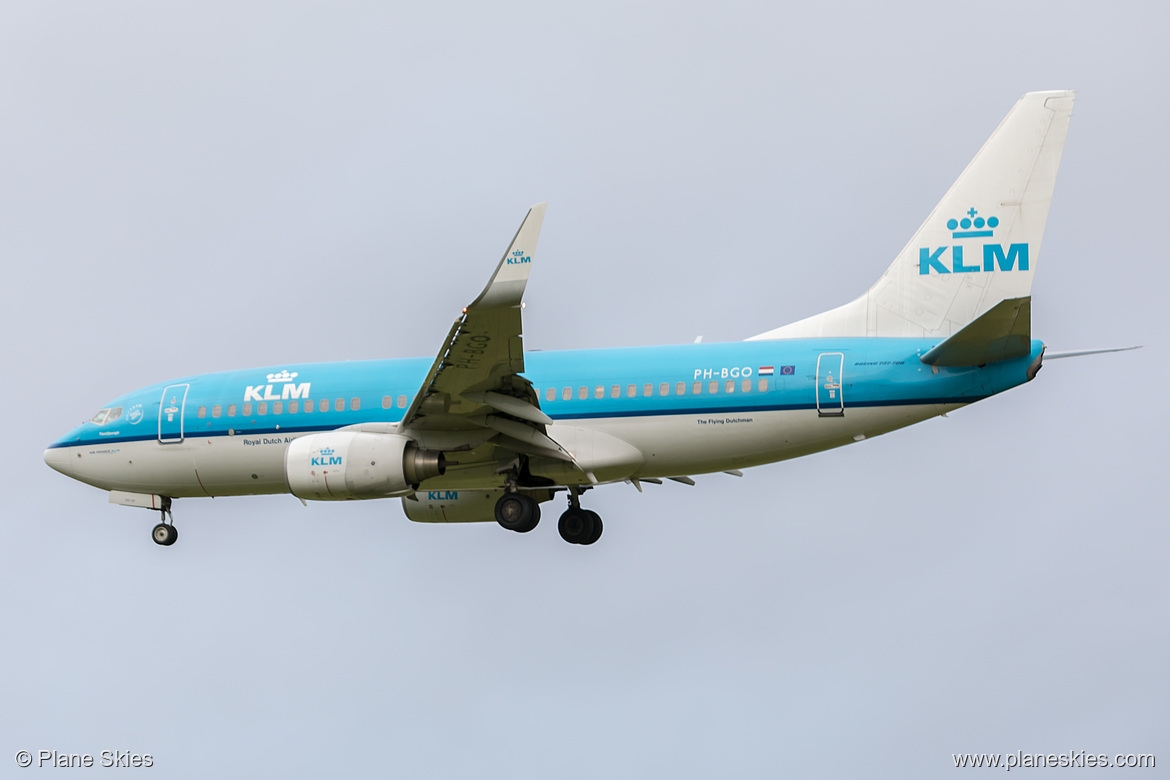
[750,90,1074,341]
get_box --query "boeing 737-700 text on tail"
[44,90,1133,547]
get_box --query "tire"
[152,523,177,546]
[558,508,595,544]
[495,493,537,532]
[515,501,541,533]
[580,511,603,545]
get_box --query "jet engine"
[401,488,554,523]
[284,431,445,500]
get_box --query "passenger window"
[692,381,702,394]
[608,385,618,398]
[242,403,252,416]
[335,398,344,412]
[546,388,555,402]
[709,380,718,394]
[675,382,685,395]
[398,395,407,408]
[726,380,735,393]
[197,406,207,418]
[351,398,360,411]
[227,404,237,417]
[382,396,393,409]
[273,401,283,415]
[212,405,222,418]
[627,384,636,398]
[578,387,587,400]
[304,399,314,413]
[257,402,267,415]
[289,400,298,414]
[758,378,769,392]
[594,386,604,399]
[562,387,571,401]
[643,383,652,397]
[742,379,751,393]
[659,383,669,396]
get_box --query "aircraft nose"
[44,447,73,477]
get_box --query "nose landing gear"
[151,497,178,546]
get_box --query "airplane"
[43,90,1134,547]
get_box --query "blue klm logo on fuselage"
[919,208,1029,275]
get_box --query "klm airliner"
[44,91,1130,546]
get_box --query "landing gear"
[152,523,178,546]
[151,497,178,546]
[558,488,603,545]
[495,492,541,533]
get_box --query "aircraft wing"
[397,203,573,462]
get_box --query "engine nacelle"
[401,488,554,523]
[401,489,504,523]
[284,432,445,501]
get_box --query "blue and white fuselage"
[44,91,1104,546]
[45,339,1042,496]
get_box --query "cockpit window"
[89,407,122,425]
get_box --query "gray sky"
[2,2,1167,777]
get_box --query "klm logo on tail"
[919,208,1029,275]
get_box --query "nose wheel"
[151,498,178,546]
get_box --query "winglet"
[469,203,547,310]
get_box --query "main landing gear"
[558,487,602,546]
[493,487,603,545]
[151,497,178,547]
[494,492,541,533]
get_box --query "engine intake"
[284,431,445,501]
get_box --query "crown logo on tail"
[947,207,999,239]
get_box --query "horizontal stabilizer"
[920,297,1030,367]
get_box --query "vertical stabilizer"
[750,91,1074,340]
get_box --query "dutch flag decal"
[759,366,774,376]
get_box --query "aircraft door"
[158,384,189,443]
[816,353,844,417]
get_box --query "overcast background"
[1,2,1166,777]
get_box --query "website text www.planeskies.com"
[953,750,1154,771]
